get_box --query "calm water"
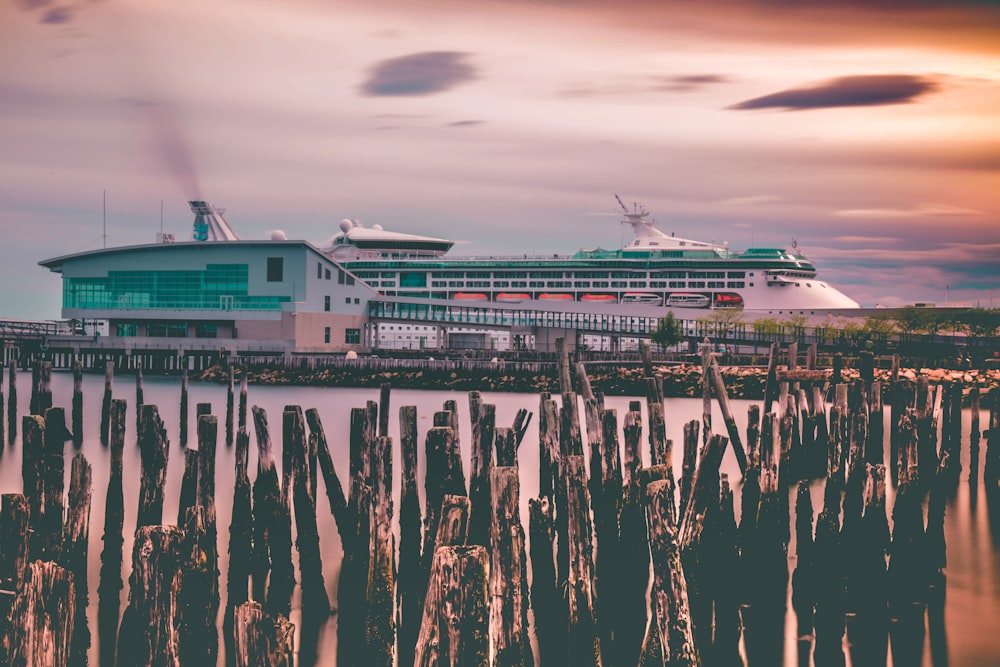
[0,372,998,666]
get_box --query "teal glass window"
[345,328,361,344]
[64,264,291,311]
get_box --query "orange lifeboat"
[496,293,531,302]
[581,294,617,303]
[453,293,488,301]
[539,293,573,300]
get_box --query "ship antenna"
[615,193,629,215]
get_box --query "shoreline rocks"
[196,363,1000,401]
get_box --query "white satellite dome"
[372,224,383,231]
[339,219,353,234]
[268,229,288,241]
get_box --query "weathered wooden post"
[888,411,927,667]
[365,433,395,667]
[0,493,29,654]
[63,452,93,666]
[21,414,46,561]
[490,467,533,667]
[179,506,220,666]
[969,387,980,485]
[30,360,53,418]
[135,362,144,434]
[7,359,17,445]
[98,399,126,667]
[116,525,185,666]
[0,363,5,449]
[179,365,189,448]
[617,409,650,666]
[413,545,490,667]
[564,454,602,666]
[39,407,68,562]
[224,426,253,654]
[72,358,83,449]
[232,601,295,667]
[644,477,698,666]
[813,482,847,665]
[397,404,423,667]
[792,481,815,664]
[137,405,169,528]
[467,391,495,551]
[7,561,75,667]
[250,406,294,619]
[846,464,890,667]
[225,364,235,448]
[707,359,749,473]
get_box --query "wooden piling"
[98,399,126,667]
[0,493,29,657]
[21,415,45,556]
[468,391,495,550]
[617,409,650,667]
[413,545,490,667]
[226,365,235,448]
[644,477,698,666]
[305,409,350,542]
[250,406,294,619]
[137,405,169,528]
[397,405,423,667]
[556,337,574,395]
[72,359,83,449]
[489,467,533,667]
[37,407,68,562]
[813,482,847,666]
[225,426,253,656]
[7,360,16,445]
[116,525,185,666]
[564,454,602,666]
[791,481,815,662]
[135,362,144,434]
[63,453,92,666]
[180,366,189,448]
[179,506,220,666]
[232,601,295,667]
[365,433,395,667]
[0,364,5,449]
[99,362,114,447]
[707,360,749,474]
[7,561,75,667]
[422,426,467,580]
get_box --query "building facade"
[40,240,375,353]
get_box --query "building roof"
[39,239,325,273]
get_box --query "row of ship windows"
[356,270,753,280]
[377,280,749,289]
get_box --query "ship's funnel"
[189,200,239,242]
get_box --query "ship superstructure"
[318,198,860,312]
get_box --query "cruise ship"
[320,197,860,312]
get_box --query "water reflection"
[0,372,998,665]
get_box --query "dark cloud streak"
[41,6,74,24]
[730,74,939,110]
[656,74,731,92]
[361,52,477,96]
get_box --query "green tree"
[651,312,684,351]
[960,307,1000,338]
[892,306,926,337]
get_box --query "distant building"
[39,240,374,353]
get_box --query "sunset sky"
[2,0,999,318]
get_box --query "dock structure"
[0,341,991,665]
